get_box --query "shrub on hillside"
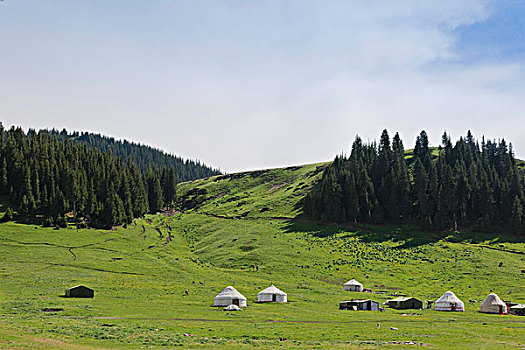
[42,217,54,227]
[1,207,14,222]
[76,222,88,229]
[55,216,67,228]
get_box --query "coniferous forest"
[0,123,217,228]
[42,128,221,181]
[304,130,525,235]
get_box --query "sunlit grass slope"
[0,163,524,349]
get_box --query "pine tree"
[511,196,524,234]
[0,158,7,194]
[163,167,177,210]
[100,183,117,228]
[147,167,164,213]
[414,130,432,169]
[129,163,149,217]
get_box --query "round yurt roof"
[481,293,506,308]
[436,291,463,305]
[343,279,362,286]
[258,285,287,296]
[214,286,246,300]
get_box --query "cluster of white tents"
[213,285,287,309]
[212,279,513,314]
[343,279,511,314]
[435,291,508,314]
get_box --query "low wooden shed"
[339,299,379,311]
[510,304,525,316]
[65,285,94,298]
[387,297,423,310]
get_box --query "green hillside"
[0,163,524,349]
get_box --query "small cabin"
[510,304,525,316]
[65,285,94,298]
[387,297,423,310]
[339,299,379,311]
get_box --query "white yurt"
[434,291,465,312]
[343,279,363,292]
[213,286,247,307]
[480,293,507,314]
[257,285,287,302]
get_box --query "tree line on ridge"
[304,130,525,234]
[0,124,208,228]
[42,128,221,180]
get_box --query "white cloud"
[1,0,524,172]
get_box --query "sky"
[1,0,525,173]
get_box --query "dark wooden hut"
[387,297,423,309]
[65,285,94,298]
[339,299,379,311]
[510,304,525,316]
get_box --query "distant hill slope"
[43,128,221,182]
[176,163,328,221]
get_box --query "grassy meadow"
[0,163,524,349]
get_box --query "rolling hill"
[0,162,524,349]
[40,127,221,181]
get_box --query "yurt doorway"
[272,294,277,302]
[499,305,504,314]
[232,299,239,306]
[451,303,457,312]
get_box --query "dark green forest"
[304,130,525,234]
[42,128,221,181]
[0,124,214,228]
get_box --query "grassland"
[0,163,524,349]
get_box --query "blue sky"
[454,1,525,63]
[1,1,525,172]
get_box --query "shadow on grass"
[282,219,443,248]
[289,192,525,246]
[283,216,525,248]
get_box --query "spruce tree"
[147,168,164,213]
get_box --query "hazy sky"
[1,1,525,172]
